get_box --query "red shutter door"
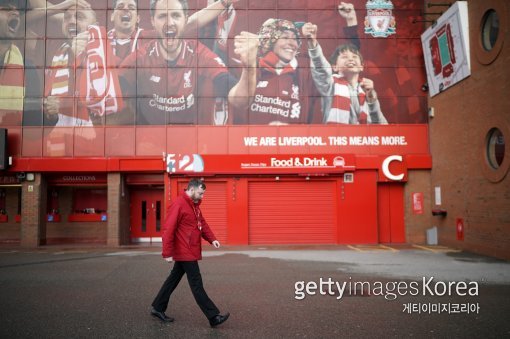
[377,183,405,243]
[248,181,336,244]
[178,181,228,243]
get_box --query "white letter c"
[382,155,404,181]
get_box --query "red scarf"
[45,26,124,120]
[258,51,297,75]
[216,6,235,54]
[330,75,368,124]
[46,42,73,97]
[79,25,124,117]
[45,41,89,121]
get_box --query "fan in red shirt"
[108,0,153,61]
[119,0,244,125]
[232,19,318,125]
[43,1,98,127]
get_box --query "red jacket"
[162,191,217,261]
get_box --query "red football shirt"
[246,57,313,125]
[108,28,151,61]
[120,39,228,124]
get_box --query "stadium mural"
[0,0,428,158]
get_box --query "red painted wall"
[337,171,378,243]
[165,174,393,245]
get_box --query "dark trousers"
[152,261,220,320]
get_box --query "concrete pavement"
[0,245,509,338]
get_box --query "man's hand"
[338,2,357,26]
[234,31,259,68]
[302,22,318,48]
[52,0,92,11]
[164,257,173,262]
[72,31,90,56]
[207,0,240,7]
[212,240,221,249]
[360,78,377,103]
[44,96,60,116]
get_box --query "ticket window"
[72,188,107,215]
[65,188,108,222]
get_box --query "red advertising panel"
[412,192,424,215]
[456,217,465,241]
[166,153,356,175]
[1,0,428,164]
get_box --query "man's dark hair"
[187,178,206,190]
[112,0,138,9]
[329,43,364,67]
[150,0,188,18]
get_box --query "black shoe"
[209,312,230,328]
[150,307,174,322]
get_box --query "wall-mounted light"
[412,18,436,24]
[26,173,35,182]
[275,176,280,181]
[412,11,442,24]
[421,83,429,92]
[427,3,452,8]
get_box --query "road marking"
[412,244,461,253]
[348,245,398,252]
[53,251,87,255]
[379,245,399,252]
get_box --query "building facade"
[426,0,510,260]
[0,0,507,259]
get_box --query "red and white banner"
[167,153,356,175]
[412,192,424,215]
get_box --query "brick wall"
[119,178,131,245]
[428,0,510,260]
[20,173,46,247]
[46,222,107,244]
[404,170,433,243]
[106,173,122,246]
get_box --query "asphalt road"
[0,245,509,338]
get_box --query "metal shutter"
[248,181,336,244]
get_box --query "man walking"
[151,179,230,328]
